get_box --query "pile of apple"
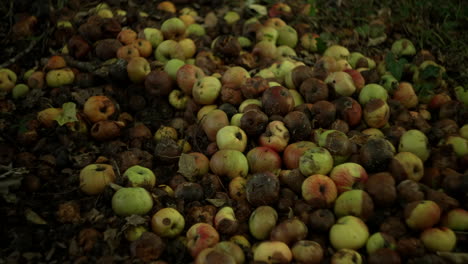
[1,1,468,263]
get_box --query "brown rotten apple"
[262,86,295,116]
[83,95,115,123]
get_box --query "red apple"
[186,223,220,258]
[302,174,338,208]
[330,162,368,193]
[246,146,282,174]
[283,141,317,169]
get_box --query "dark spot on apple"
[92,123,100,132]
[235,132,242,140]
[163,217,171,225]
[95,165,106,172]
[319,184,326,193]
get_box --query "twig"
[0,33,45,68]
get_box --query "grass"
[311,0,468,85]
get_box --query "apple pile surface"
[0,1,467,263]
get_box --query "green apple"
[249,205,278,240]
[331,248,362,264]
[142,27,164,48]
[329,215,369,250]
[224,11,240,25]
[237,36,252,48]
[276,25,298,48]
[420,227,456,252]
[441,208,468,231]
[151,207,185,238]
[404,200,441,230]
[460,124,468,139]
[442,136,468,157]
[111,187,153,216]
[323,45,350,61]
[299,147,334,176]
[79,164,116,195]
[124,165,156,188]
[391,38,416,57]
[358,83,388,105]
[210,149,249,179]
[164,59,185,80]
[124,225,147,241]
[398,129,431,161]
[161,17,186,40]
[127,57,150,83]
[192,76,222,105]
[454,86,468,105]
[12,83,30,99]
[253,241,292,263]
[256,26,278,43]
[366,232,396,254]
[155,39,185,63]
[0,68,17,92]
[276,45,297,58]
[216,126,247,152]
[46,68,75,87]
[334,189,374,221]
[389,151,424,182]
[348,52,365,69]
[186,23,206,37]
[325,71,356,97]
[300,33,319,52]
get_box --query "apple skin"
[142,27,164,48]
[277,25,298,48]
[323,45,350,61]
[186,223,220,258]
[178,152,210,182]
[259,121,290,152]
[366,232,396,254]
[334,189,374,221]
[151,207,185,238]
[213,241,245,264]
[178,38,196,59]
[161,17,186,40]
[216,125,247,152]
[329,215,369,250]
[404,200,441,230]
[441,208,468,231]
[283,141,317,170]
[45,68,75,88]
[156,39,186,62]
[389,151,424,183]
[214,206,238,235]
[398,129,431,161]
[334,96,362,127]
[270,217,308,245]
[302,174,338,208]
[317,129,353,165]
[249,205,278,240]
[127,57,151,83]
[393,82,418,109]
[209,149,249,180]
[299,147,334,176]
[253,241,293,264]
[291,240,323,264]
[358,83,388,105]
[221,66,250,89]
[262,86,295,116]
[246,146,282,174]
[363,98,390,128]
[325,71,356,97]
[329,162,368,194]
[192,76,222,105]
[194,248,236,264]
[111,187,153,216]
[420,227,457,252]
[0,68,17,93]
[176,64,205,95]
[330,248,362,264]
[79,163,116,195]
[201,109,229,142]
[124,165,156,188]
